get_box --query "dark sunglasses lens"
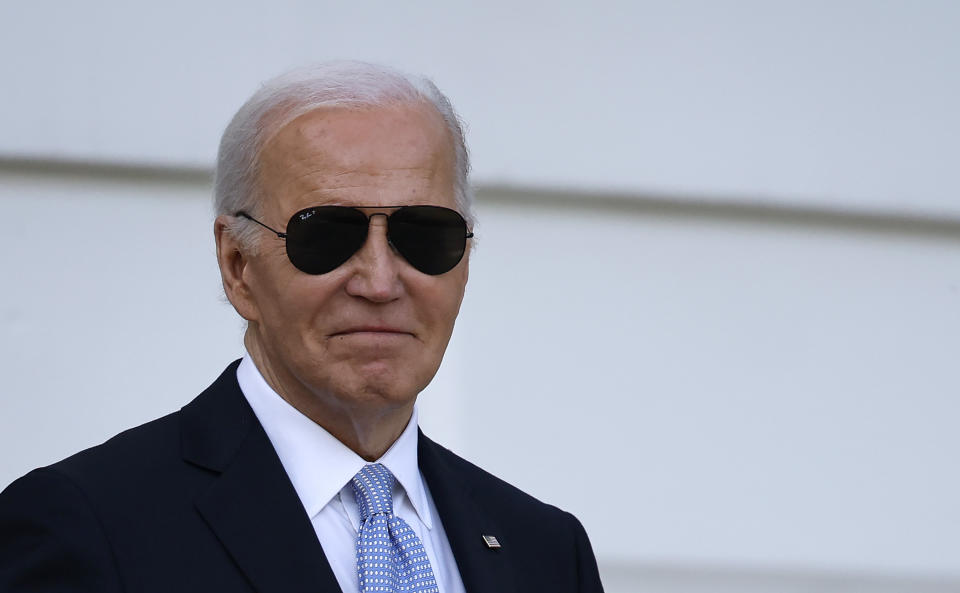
[285,207,369,274]
[388,206,468,275]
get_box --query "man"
[0,62,604,592]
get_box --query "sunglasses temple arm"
[236,211,287,239]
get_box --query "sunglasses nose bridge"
[350,211,400,263]
[344,213,405,302]
[364,211,399,252]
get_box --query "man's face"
[223,103,469,419]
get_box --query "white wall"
[1,1,958,216]
[461,190,960,579]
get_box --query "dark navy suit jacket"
[0,362,604,592]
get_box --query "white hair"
[213,61,473,251]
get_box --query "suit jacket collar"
[180,361,517,593]
[182,361,342,593]
[419,432,519,593]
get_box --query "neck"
[243,332,413,461]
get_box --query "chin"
[338,364,422,405]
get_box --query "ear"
[214,215,259,322]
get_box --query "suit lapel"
[180,363,516,593]
[182,362,342,593]
[418,433,518,593]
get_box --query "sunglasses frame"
[236,204,474,275]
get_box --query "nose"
[344,214,405,303]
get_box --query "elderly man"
[0,62,603,592]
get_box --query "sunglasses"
[237,205,473,276]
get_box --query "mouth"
[329,326,415,338]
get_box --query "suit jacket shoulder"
[0,361,283,592]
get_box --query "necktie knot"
[351,463,396,521]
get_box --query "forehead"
[256,103,456,214]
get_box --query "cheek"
[421,279,467,342]
[252,271,336,340]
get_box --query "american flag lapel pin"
[481,534,501,549]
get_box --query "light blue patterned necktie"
[352,463,439,593]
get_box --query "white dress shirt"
[237,354,467,593]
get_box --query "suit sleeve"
[0,468,123,592]
[567,512,605,593]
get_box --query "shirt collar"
[236,352,432,529]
